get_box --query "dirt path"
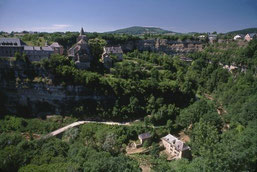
[43,120,131,139]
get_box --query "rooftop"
[247,33,257,37]
[138,133,151,140]
[50,42,62,48]
[162,134,190,151]
[42,46,54,51]
[24,46,53,51]
[24,46,34,50]
[0,38,26,46]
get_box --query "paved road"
[43,121,131,139]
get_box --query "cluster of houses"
[233,33,257,41]
[137,133,190,160]
[67,27,123,69]
[2,27,256,70]
[0,27,123,69]
[198,33,257,44]
[0,37,63,61]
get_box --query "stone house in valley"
[68,27,92,69]
[244,33,257,42]
[101,46,123,69]
[50,42,64,55]
[161,134,190,160]
[138,133,151,144]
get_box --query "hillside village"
[0,26,257,172]
[1,27,256,71]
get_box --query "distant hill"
[227,28,257,35]
[107,26,175,35]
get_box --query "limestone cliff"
[0,60,112,117]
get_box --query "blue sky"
[0,0,256,33]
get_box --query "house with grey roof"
[50,42,64,55]
[161,134,190,160]
[24,45,53,62]
[245,33,257,42]
[138,132,152,144]
[0,37,54,61]
[0,38,26,57]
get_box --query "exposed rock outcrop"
[0,61,112,117]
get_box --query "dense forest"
[0,37,256,171]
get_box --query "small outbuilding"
[138,132,151,144]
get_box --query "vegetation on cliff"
[0,40,257,171]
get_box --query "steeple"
[80,27,85,36]
[77,27,88,42]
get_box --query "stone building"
[161,134,190,160]
[101,46,123,69]
[24,46,54,61]
[50,42,64,55]
[0,38,54,61]
[138,133,151,144]
[245,33,256,42]
[68,28,92,69]
[0,38,26,57]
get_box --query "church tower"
[77,27,88,42]
[80,27,85,35]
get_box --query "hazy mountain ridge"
[107,26,175,35]
[227,27,257,34]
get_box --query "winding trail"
[43,120,131,139]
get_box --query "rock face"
[1,82,110,116]
[115,39,203,54]
[0,61,112,117]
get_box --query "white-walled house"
[161,134,190,160]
